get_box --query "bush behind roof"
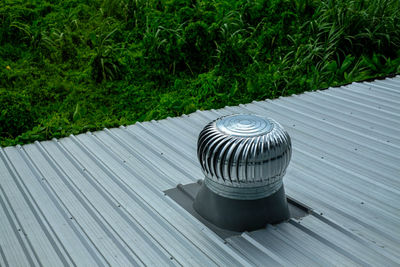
[1,0,399,146]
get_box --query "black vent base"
[193,182,290,232]
[164,180,310,238]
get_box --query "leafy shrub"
[0,89,35,138]
[0,0,399,146]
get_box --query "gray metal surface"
[1,76,400,266]
[198,114,292,200]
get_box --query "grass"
[1,0,399,146]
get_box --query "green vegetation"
[1,0,400,146]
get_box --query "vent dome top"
[215,114,274,137]
[197,114,292,200]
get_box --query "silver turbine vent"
[197,114,292,200]
[193,114,292,231]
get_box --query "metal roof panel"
[1,76,400,266]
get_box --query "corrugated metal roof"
[1,76,400,266]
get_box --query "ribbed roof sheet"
[1,76,399,266]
